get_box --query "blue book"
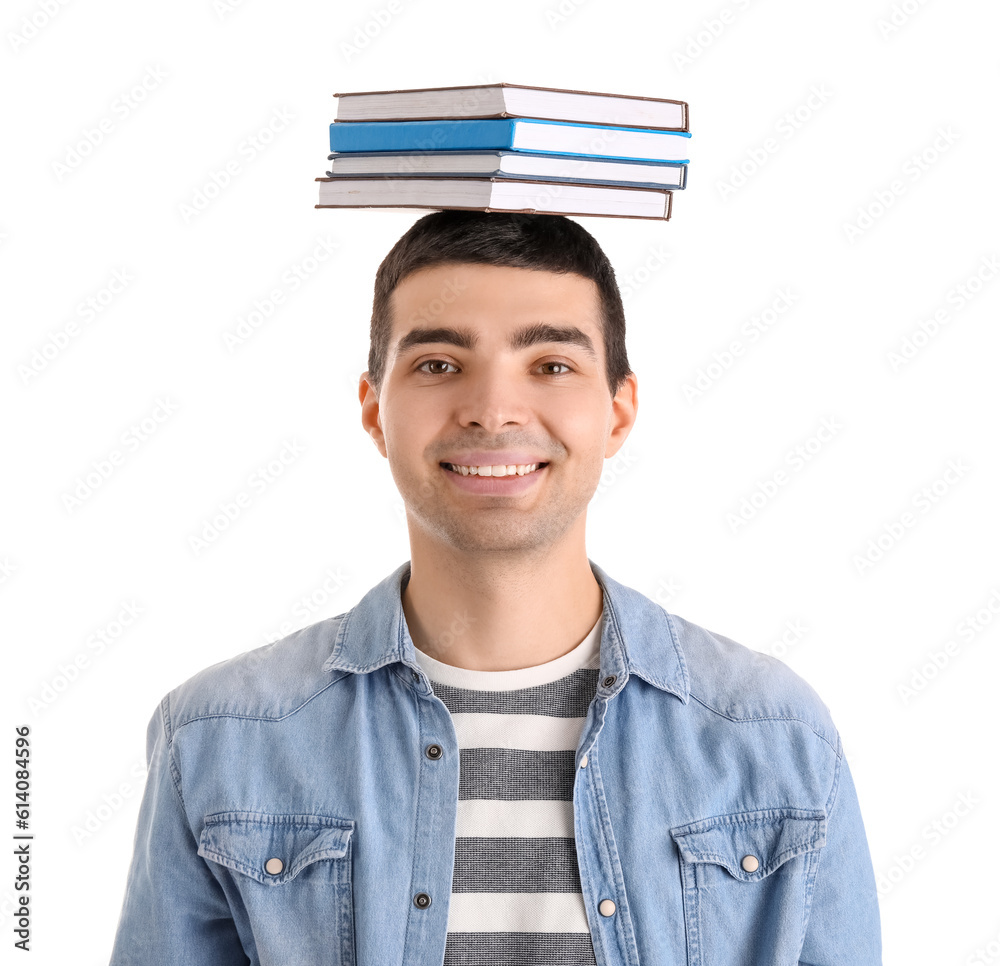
[329,118,691,164]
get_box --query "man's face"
[359,262,637,558]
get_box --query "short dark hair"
[367,211,631,397]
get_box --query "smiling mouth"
[441,462,549,477]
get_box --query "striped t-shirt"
[413,610,604,966]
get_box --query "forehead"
[388,262,604,358]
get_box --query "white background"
[2,0,998,962]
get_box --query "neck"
[401,527,603,672]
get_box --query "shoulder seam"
[824,749,845,814]
[160,692,188,809]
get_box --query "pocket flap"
[670,808,826,881]
[198,811,355,885]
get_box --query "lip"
[441,452,549,466]
[441,461,547,494]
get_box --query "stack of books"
[315,83,690,221]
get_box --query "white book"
[333,82,688,132]
[315,176,673,220]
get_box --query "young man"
[109,212,882,965]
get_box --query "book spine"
[329,119,517,153]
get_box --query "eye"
[540,362,573,375]
[417,359,457,375]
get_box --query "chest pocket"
[669,808,826,966]
[198,811,356,966]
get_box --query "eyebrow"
[393,323,598,362]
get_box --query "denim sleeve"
[798,753,882,965]
[108,699,249,966]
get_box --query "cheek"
[554,395,611,451]
[380,395,436,463]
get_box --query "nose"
[455,363,531,434]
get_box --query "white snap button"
[599,899,616,916]
[741,854,759,873]
[580,754,588,768]
[264,857,284,875]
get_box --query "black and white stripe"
[413,616,603,965]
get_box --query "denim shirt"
[109,560,882,966]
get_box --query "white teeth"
[446,462,542,477]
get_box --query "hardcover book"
[315,176,673,220]
[333,82,689,132]
[324,149,688,190]
[328,118,691,164]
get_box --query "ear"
[358,371,388,458]
[604,372,638,460]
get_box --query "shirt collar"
[323,559,690,703]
